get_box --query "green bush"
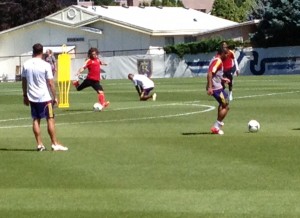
[164,37,245,57]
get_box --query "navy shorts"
[212,89,228,106]
[142,87,153,96]
[30,101,54,119]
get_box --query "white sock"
[213,121,219,129]
[217,120,224,126]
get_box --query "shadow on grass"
[292,128,300,130]
[0,148,38,152]
[182,132,212,135]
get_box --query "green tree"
[0,0,61,31]
[251,0,300,47]
[211,0,254,22]
[248,0,267,20]
[94,0,116,5]
[211,0,239,21]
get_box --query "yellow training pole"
[57,45,71,108]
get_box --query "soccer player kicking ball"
[206,47,230,135]
[128,73,156,101]
[72,47,110,108]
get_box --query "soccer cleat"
[152,93,157,101]
[103,101,110,108]
[72,80,79,88]
[51,144,68,151]
[218,129,224,135]
[211,127,224,135]
[37,144,46,151]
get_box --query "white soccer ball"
[248,120,260,133]
[93,103,103,112]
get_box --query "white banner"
[3,46,300,81]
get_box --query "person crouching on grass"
[206,47,230,135]
[72,47,110,108]
[128,73,157,101]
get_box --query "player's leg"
[32,118,43,147]
[227,70,234,101]
[227,73,233,91]
[44,102,68,151]
[222,71,230,90]
[29,102,45,151]
[217,103,229,124]
[139,88,154,101]
[211,89,229,134]
[93,82,110,107]
[75,79,90,91]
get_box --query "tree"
[0,0,62,31]
[211,0,254,22]
[251,0,300,47]
[94,0,116,5]
[248,0,268,20]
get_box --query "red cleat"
[210,127,224,135]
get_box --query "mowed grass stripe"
[1,188,300,215]
[0,75,300,218]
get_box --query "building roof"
[45,5,237,36]
[104,0,215,12]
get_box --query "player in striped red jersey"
[206,47,230,135]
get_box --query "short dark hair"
[32,43,43,56]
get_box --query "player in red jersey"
[207,47,230,135]
[220,41,239,101]
[72,48,110,108]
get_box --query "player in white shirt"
[22,43,68,151]
[128,73,157,101]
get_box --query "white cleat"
[218,130,224,135]
[51,144,68,151]
[37,145,46,151]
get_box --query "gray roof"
[47,5,237,36]
[0,5,237,37]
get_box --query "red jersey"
[222,50,235,71]
[83,58,102,81]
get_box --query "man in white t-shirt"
[128,73,156,101]
[22,43,68,151]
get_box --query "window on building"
[165,37,175,45]
[184,36,197,43]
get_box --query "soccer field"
[0,75,300,218]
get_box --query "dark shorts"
[212,89,228,106]
[143,87,153,96]
[223,68,235,84]
[77,79,103,92]
[30,101,54,119]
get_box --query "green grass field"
[0,75,300,218]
